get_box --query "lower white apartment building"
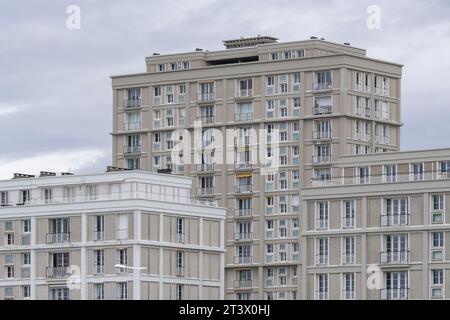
[301,148,450,300]
[0,169,225,300]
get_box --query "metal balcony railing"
[94,231,104,241]
[237,89,253,98]
[314,291,329,300]
[197,115,215,124]
[196,164,215,172]
[123,145,142,154]
[380,251,410,264]
[123,99,142,108]
[234,208,252,217]
[312,131,331,140]
[124,122,142,131]
[313,105,332,115]
[235,184,252,193]
[93,265,105,275]
[381,288,408,300]
[312,155,331,164]
[342,217,355,228]
[234,232,252,241]
[234,256,252,264]
[46,233,70,244]
[234,112,254,122]
[198,92,216,102]
[313,82,332,91]
[342,253,355,265]
[234,162,252,170]
[47,266,70,278]
[197,187,215,196]
[381,214,409,227]
[315,254,328,266]
[316,219,329,230]
[234,280,253,288]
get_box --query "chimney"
[13,173,35,179]
[40,171,56,177]
[310,36,318,40]
[106,166,130,173]
[61,172,74,176]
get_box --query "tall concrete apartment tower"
[111,36,403,300]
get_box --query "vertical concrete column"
[219,219,225,300]
[422,193,429,299]
[300,198,308,300]
[361,197,367,300]
[30,216,37,300]
[198,218,204,299]
[159,213,164,300]
[133,210,142,300]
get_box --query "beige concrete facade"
[111,37,403,299]
[301,148,450,300]
[0,171,225,300]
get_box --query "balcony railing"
[198,92,216,102]
[123,99,142,108]
[312,131,331,140]
[235,184,252,193]
[381,288,408,300]
[94,231,104,241]
[93,265,105,275]
[355,132,371,142]
[315,254,328,266]
[47,266,70,278]
[124,122,142,131]
[314,291,329,300]
[234,112,254,122]
[197,187,215,196]
[234,232,252,241]
[234,256,252,264]
[342,253,355,265]
[176,233,185,244]
[313,105,332,115]
[342,290,355,300]
[234,136,251,147]
[237,89,253,98]
[312,155,331,164]
[313,82,332,91]
[47,233,70,244]
[196,164,215,172]
[380,214,409,227]
[235,208,252,217]
[123,145,142,154]
[316,219,328,230]
[380,251,410,264]
[375,135,391,145]
[197,115,215,124]
[177,266,185,277]
[342,217,355,228]
[234,162,252,170]
[234,280,253,288]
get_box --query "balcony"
[381,288,408,300]
[312,131,331,140]
[313,82,332,91]
[234,280,253,288]
[46,233,70,244]
[123,99,142,109]
[342,253,355,265]
[124,122,142,131]
[313,105,332,115]
[234,112,254,122]
[123,145,142,154]
[94,231,104,241]
[235,184,252,194]
[381,214,409,227]
[177,266,185,277]
[234,162,252,170]
[342,218,355,229]
[375,135,391,145]
[196,164,215,172]
[380,251,410,264]
[234,232,253,241]
[176,233,185,244]
[312,155,331,165]
[316,219,328,230]
[234,256,252,264]
[237,89,253,98]
[198,92,216,102]
[47,266,70,278]
[314,291,329,300]
[234,208,252,217]
[315,254,328,266]
[93,265,105,275]
[197,115,215,124]
[342,290,355,300]
[197,187,215,196]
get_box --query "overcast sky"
[0,0,449,179]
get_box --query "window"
[43,188,52,203]
[431,269,444,299]
[4,287,13,299]
[279,172,287,190]
[22,252,31,266]
[342,273,355,300]
[384,272,407,300]
[266,196,274,214]
[22,285,30,299]
[316,238,329,265]
[93,250,104,275]
[269,52,279,61]
[343,200,355,228]
[6,233,14,246]
[266,220,274,239]
[383,234,408,263]
[117,214,128,240]
[93,283,104,300]
[6,265,15,279]
[238,79,253,97]
[279,75,288,93]
[116,249,128,273]
[411,163,424,181]
[358,166,370,184]
[431,195,445,224]
[19,189,31,205]
[439,161,450,178]
[48,218,70,243]
[279,195,287,213]
[236,102,253,121]
[384,164,397,182]
[266,76,275,95]
[158,64,165,72]
[342,237,355,264]
[50,287,69,300]
[279,244,287,262]
[316,202,329,230]
[176,218,185,243]
[176,251,185,276]
[280,99,288,117]
[116,282,128,300]
[279,268,287,286]
[126,158,140,170]
[0,191,8,206]
[316,274,328,300]
[433,194,444,211]
[279,220,287,238]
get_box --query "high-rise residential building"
[111,36,403,300]
[0,170,225,300]
[301,148,450,300]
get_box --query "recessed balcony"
[380,214,409,227]
[381,288,408,300]
[46,233,70,244]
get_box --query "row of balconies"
[315,289,406,300]
[315,251,411,266]
[314,214,413,230]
